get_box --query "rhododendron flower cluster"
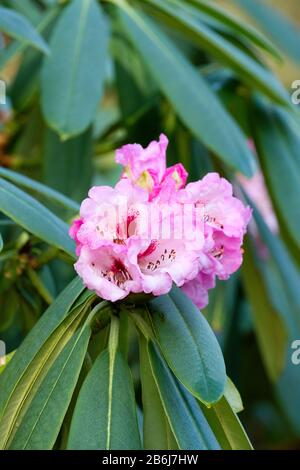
[70,134,251,308]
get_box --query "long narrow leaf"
[0,177,75,257]
[0,167,79,213]
[148,342,220,450]
[0,6,49,54]
[112,1,255,176]
[143,0,288,106]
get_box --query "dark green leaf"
[139,335,178,450]
[68,349,141,450]
[149,287,226,404]
[44,127,92,203]
[148,342,220,450]
[41,0,109,139]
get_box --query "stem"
[118,312,129,359]
[108,315,120,358]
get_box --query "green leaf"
[0,232,3,253]
[143,0,288,106]
[242,240,287,382]
[44,127,92,203]
[41,0,109,139]
[246,193,300,323]
[67,349,141,450]
[0,177,75,257]
[185,0,281,59]
[113,1,255,176]
[0,167,79,213]
[241,204,300,433]
[148,342,220,450]
[251,101,300,252]
[26,268,53,305]
[0,7,58,71]
[200,396,253,450]
[139,335,178,450]
[149,287,226,404]
[224,377,244,414]
[0,6,49,54]
[0,277,85,422]
[8,326,91,450]
[5,0,42,25]
[0,287,93,449]
[236,0,300,65]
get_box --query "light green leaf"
[0,177,75,257]
[0,6,49,54]
[8,327,91,449]
[148,342,220,450]
[113,1,255,176]
[41,0,109,139]
[26,268,54,305]
[225,377,244,414]
[0,277,85,423]
[0,232,3,253]
[200,396,253,450]
[144,0,288,106]
[67,349,141,450]
[0,288,93,449]
[139,335,178,450]
[149,287,226,404]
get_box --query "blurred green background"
[1,0,300,449]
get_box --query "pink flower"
[179,173,251,306]
[181,271,215,309]
[70,179,203,301]
[70,137,251,307]
[116,133,187,201]
[69,218,83,256]
[178,173,251,238]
